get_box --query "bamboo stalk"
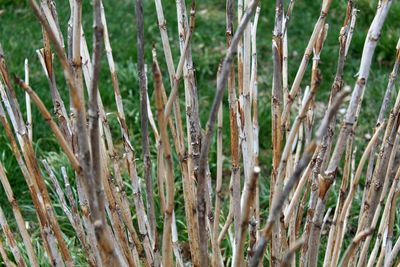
[306,2,392,266]
[0,93,55,263]
[328,124,383,267]
[0,163,38,267]
[0,236,16,267]
[60,167,97,266]
[1,60,73,267]
[232,166,260,267]
[339,228,374,267]
[197,2,259,264]
[0,206,26,267]
[24,59,32,141]
[225,0,242,248]
[300,4,355,265]
[250,90,348,267]
[135,0,157,242]
[101,2,156,265]
[212,69,224,267]
[281,0,334,127]
[358,36,400,237]
[271,0,284,225]
[153,55,175,267]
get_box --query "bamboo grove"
[0,0,400,266]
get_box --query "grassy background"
[0,0,399,265]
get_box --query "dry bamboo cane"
[357,36,400,238]
[79,3,136,263]
[338,228,374,267]
[306,1,392,266]
[89,1,128,265]
[154,0,176,83]
[362,33,400,233]
[269,0,284,260]
[212,70,224,267]
[300,3,355,265]
[341,39,399,267]
[0,237,16,267]
[71,0,84,136]
[153,0,201,262]
[359,124,400,267]
[78,18,151,265]
[281,0,297,143]
[38,2,72,143]
[323,9,357,267]
[306,21,329,145]
[100,2,157,265]
[0,59,73,266]
[156,44,189,265]
[322,131,353,267]
[270,27,328,261]
[153,57,175,267]
[42,0,64,49]
[387,231,400,267]
[366,131,400,267]
[282,0,297,35]
[281,0,333,127]
[0,97,56,264]
[175,0,202,188]
[24,59,32,141]
[99,149,137,267]
[30,2,120,264]
[250,6,260,259]
[328,124,384,267]
[225,0,242,248]
[39,26,72,139]
[383,175,400,267]
[61,167,98,266]
[232,166,260,267]
[274,22,328,207]
[238,0,254,185]
[45,161,99,267]
[0,163,38,267]
[281,238,304,267]
[385,171,400,267]
[36,48,72,143]
[237,0,243,139]
[153,46,200,267]
[286,21,328,267]
[197,2,259,265]
[164,6,195,120]
[135,0,157,241]
[379,213,395,266]
[271,2,284,234]
[148,55,184,266]
[14,77,124,266]
[0,109,40,266]
[321,0,393,202]
[283,158,315,226]
[43,161,73,225]
[274,23,328,239]
[0,206,26,267]
[250,90,348,267]
[175,0,214,241]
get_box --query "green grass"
[0,0,399,265]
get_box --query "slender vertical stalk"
[197,2,259,265]
[153,57,175,267]
[212,70,224,267]
[24,59,32,141]
[135,0,156,243]
[0,163,37,267]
